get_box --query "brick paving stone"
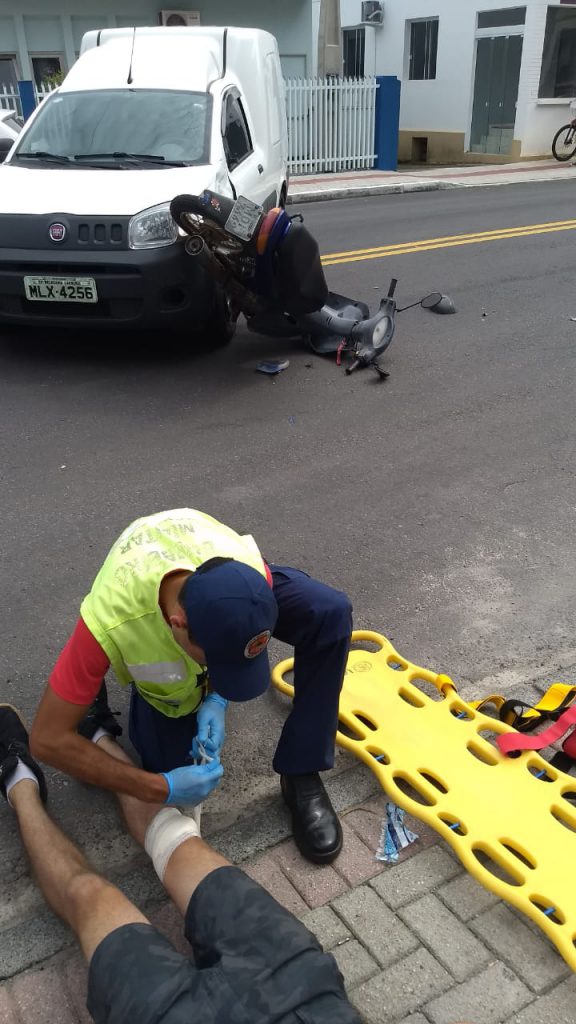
[439,871,498,922]
[345,798,438,863]
[332,885,418,969]
[0,911,72,981]
[0,986,18,1023]
[369,847,460,910]
[343,797,386,851]
[61,955,92,1024]
[351,948,452,1024]
[300,906,351,951]
[426,961,531,1024]
[332,821,385,887]
[11,965,78,1024]
[271,839,349,908]
[501,973,576,1024]
[470,903,570,993]
[399,893,491,982]
[242,852,308,916]
[330,939,380,989]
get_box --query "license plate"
[224,196,262,241]
[24,276,98,303]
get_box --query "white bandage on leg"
[181,803,202,830]
[144,807,200,883]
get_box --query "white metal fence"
[284,76,378,176]
[1,78,378,177]
[0,82,56,117]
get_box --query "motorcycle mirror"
[421,292,456,315]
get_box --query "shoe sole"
[0,704,28,730]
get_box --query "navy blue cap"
[180,560,278,702]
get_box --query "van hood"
[0,163,228,216]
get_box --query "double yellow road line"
[322,218,576,266]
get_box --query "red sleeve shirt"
[51,560,272,706]
[49,617,110,705]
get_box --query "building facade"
[0,0,316,89]
[340,0,576,161]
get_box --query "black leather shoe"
[281,772,343,864]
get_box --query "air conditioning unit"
[360,1,384,26]
[159,10,201,26]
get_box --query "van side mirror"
[0,139,12,164]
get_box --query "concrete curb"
[287,173,573,204]
[287,181,445,203]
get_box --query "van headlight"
[128,203,178,249]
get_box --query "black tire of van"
[201,286,238,349]
[279,183,288,209]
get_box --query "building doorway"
[470,34,523,155]
[470,8,526,156]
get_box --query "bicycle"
[552,119,576,162]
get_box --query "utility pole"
[317,0,342,77]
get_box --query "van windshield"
[14,89,212,166]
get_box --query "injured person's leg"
[2,704,362,1024]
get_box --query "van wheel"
[279,184,288,209]
[202,287,238,350]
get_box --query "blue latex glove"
[190,693,228,759]
[162,758,224,806]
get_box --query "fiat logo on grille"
[48,223,66,243]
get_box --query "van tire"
[279,183,288,208]
[202,286,238,350]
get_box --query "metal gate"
[284,76,378,175]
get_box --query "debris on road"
[256,359,290,375]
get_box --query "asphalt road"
[2,180,576,852]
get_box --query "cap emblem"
[244,630,271,659]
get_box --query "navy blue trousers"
[128,565,352,775]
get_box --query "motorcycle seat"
[255,209,328,315]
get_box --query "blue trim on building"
[374,75,400,171]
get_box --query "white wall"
[0,0,314,81]
[340,0,575,156]
[515,1,573,156]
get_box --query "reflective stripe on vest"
[127,660,188,685]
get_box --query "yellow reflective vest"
[80,509,267,717]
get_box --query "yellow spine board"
[272,630,576,972]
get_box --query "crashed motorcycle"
[170,190,455,377]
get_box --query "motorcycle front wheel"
[201,287,239,350]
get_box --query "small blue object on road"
[256,360,290,375]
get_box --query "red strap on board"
[562,727,576,759]
[497,705,576,756]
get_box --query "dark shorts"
[87,866,360,1024]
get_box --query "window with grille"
[539,6,576,97]
[408,19,439,81]
[343,28,366,77]
[477,7,526,29]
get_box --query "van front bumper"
[0,242,212,330]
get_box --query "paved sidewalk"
[287,159,576,203]
[1,789,574,1024]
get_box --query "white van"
[0,27,288,342]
